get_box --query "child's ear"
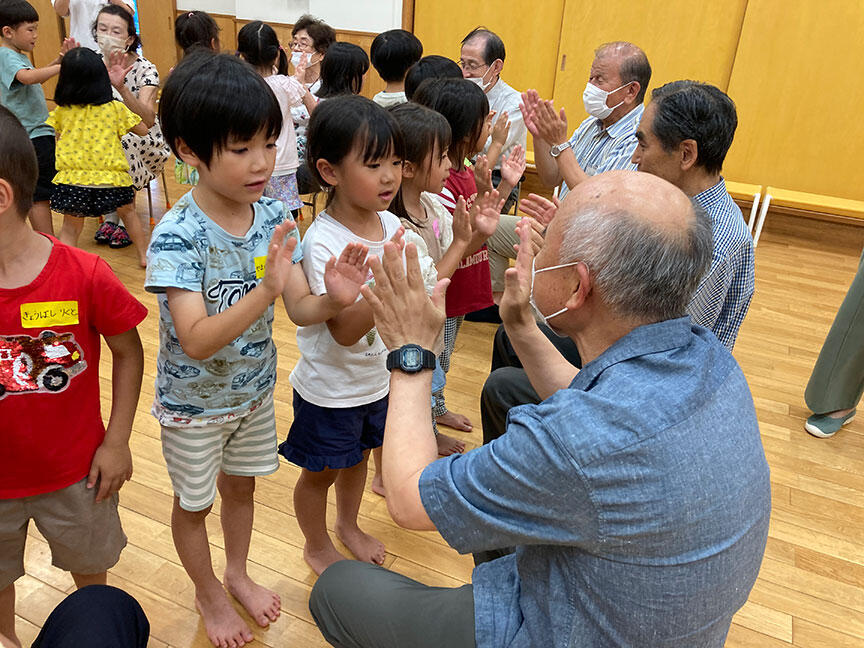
[175,139,202,168]
[0,178,15,215]
[1,26,12,40]
[316,158,339,187]
[402,160,416,179]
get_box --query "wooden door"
[137,0,178,80]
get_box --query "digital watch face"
[402,346,422,370]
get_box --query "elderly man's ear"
[679,139,699,172]
[564,263,592,311]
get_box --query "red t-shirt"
[0,236,147,498]
[436,167,494,317]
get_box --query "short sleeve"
[88,257,148,336]
[0,49,28,90]
[115,101,142,136]
[135,59,160,88]
[300,232,338,296]
[271,75,307,107]
[145,222,206,294]
[419,396,600,554]
[402,229,438,295]
[45,107,60,132]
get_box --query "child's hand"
[389,225,406,251]
[323,242,370,307]
[261,220,300,299]
[60,37,79,55]
[519,192,560,228]
[451,197,473,248]
[471,190,504,239]
[473,154,493,195]
[106,49,134,89]
[491,111,511,146]
[501,144,526,188]
[293,51,308,82]
[87,439,133,503]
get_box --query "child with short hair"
[0,104,146,647]
[150,52,370,647]
[316,41,369,99]
[47,47,150,265]
[237,20,316,217]
[370,29,422,107]
[278,94,408,575]
[0,0,77,235]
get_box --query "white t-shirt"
[265,74,306,176]
[290,210,403,408]
[373,91,407,108]
[53,0,113,52]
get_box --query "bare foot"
[195,585,254,648]
[826,408,855,418]
[336,523,386,566]
[436,410,473,432]
[0,630,22,648]
[304,541,348,576]
[224,572,281,628]
[371,472,386,497]
[437,433,465,456]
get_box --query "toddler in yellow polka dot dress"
[46,47,150,267]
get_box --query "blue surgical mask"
[529,257,582,325]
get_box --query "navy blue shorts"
[278,390,387,472]
[32,135,56,203]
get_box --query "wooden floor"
[13,172,864,647]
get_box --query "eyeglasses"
[458,59,487,72]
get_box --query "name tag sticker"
[20,301,79,328]
[254,256,267,279]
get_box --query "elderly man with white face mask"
[521,41,650,199]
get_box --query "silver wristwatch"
[549,140,573,158]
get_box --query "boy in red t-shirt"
[0,105,146,646]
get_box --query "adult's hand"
[499,218,536,330]
[534,99,568,146]
[361,242,448,351]
[519,193,560,228]
[519,89,543,139]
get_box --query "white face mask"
[97,33,128,57]
[467,62,498,93]
[582,81,630,120]
[291,51,318,68]
[529,257,582,327]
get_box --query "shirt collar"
[692,177,728,208]
[596,103,644,140]
[570,316,693,391]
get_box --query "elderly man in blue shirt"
[309,170,771,648]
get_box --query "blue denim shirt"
[420,318,771,647]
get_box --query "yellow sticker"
[254,256,267,279]
[20,301,79,328]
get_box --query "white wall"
[176,0,402,33]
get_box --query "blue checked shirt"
[688,178,755,350]
[558,104,644,199]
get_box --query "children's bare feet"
[195,585,254,648]
[436,410,473,432]
[336,523,386,566]
[436,433,465,456]
[371,473,386,497]
[139,258,147,268]
[304,541,348,576]
[224,572,281,628]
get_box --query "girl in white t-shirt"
[278,95,410,576]
[237,21,317,215]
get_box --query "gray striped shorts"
[160,395,279,512]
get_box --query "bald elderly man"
[308,171,771,648]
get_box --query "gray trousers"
[310,561,475,648]
[805,251,864,414]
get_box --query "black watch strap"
[386,344,436,373]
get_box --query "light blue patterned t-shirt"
[145,191,301,426]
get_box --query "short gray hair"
[559,199,712,322]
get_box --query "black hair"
[291,14,335,54]
[403,55,462,100]
[650,80,737,175]
[159,52,282,167]
[0,0,38,31]
[237,20,288,76]
[596,41,651,104]
[317,42,369,98]
[54,47,114,106]
[0,105,37,216]
[174,10,220,55]
[412,77,488,167]
[306,95,404,200]
[388,103,451,226]
[93,4,141,52]
[461,27,505,64]
[370,29,423,83]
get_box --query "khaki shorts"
[0,478,127,590]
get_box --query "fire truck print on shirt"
[0,331,86,398]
